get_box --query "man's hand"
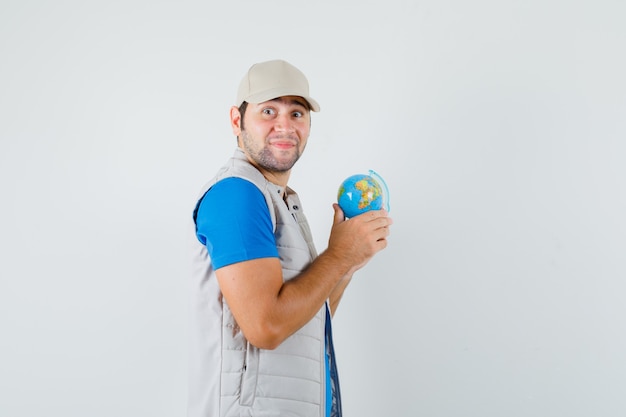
[326,203,393,276]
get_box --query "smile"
[270,141,297,149]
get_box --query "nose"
[274,113,295,133]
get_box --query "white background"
[1,1,625,416]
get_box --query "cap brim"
[243,87,320,112]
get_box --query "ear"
[230,106,242,136]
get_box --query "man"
[189,59,392,417]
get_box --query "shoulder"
[211,176,261,195]
[197,177,271,224]
[201,177,267,207]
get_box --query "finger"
[366,209,391,221]
[375,238,389,249]
[366,215,393,230]
[371,224,391,241]
[332,203,345,225]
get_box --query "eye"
[262,108,276,116]
[292,111,303,118]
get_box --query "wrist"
[317,249,353,279]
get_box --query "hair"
[238,101,248,134]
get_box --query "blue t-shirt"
[195,177,332,416]
[195,177,279,269]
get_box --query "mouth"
[269,138,298,150]
[271,142,295,150]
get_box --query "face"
[231,96,311,176]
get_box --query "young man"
[189,59,392,417]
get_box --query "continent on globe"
[337,170,390,218]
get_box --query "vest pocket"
[239,342,259,406]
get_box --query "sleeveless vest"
[188,148,329,417]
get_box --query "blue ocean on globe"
[337,170,390,218]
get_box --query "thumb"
[332,203,345,225]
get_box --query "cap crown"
[236,60,320,112]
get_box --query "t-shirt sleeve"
[195,177,279,269]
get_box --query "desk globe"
[337,170,390,218]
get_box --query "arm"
[217,204,392,349]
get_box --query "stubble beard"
[240,130,302,173]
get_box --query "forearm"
[261,208,390,343]
[219,250,354,350]
[271,250,354,340]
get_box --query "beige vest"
[188,148,327,417]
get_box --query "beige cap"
[236,59,320,112]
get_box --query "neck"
[258,167,291,189]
